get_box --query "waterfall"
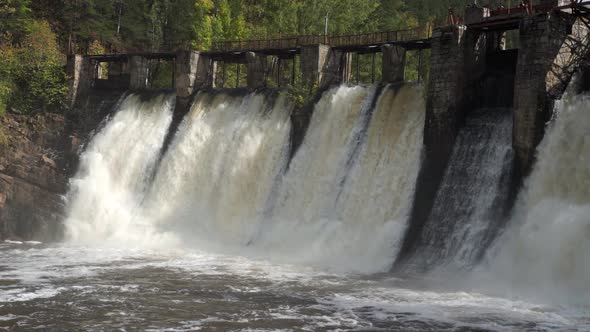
[485,95,590,304]
[64,93,175,246]
[258,85,425,273]
[144,90,293,247]
[63,85,425,274]
[401,108,514,272]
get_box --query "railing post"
[291,56,296,85]
[356,52,360,83]
[236,63,241,88]
[222,61,227,88]
[371,52,376,83]
[381,44,406,83]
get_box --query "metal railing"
[211,26,432,52]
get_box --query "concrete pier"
[129,56,150,90]
[175,51,199,98]
[513,13,589,175]
[246,52,267,89]
[66,55,93,108]
[381,44,406,83]
[300,44,331,88]
[424,26,467,158]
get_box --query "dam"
[60,0,590,282]
[1,0,590,330]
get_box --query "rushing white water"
[483,95,590,304]
[64,94,175,246]
[403,109,514,272]
[63,85,424,274]
[257,85,425,273]
[3,242,587,331]
[145,91,293,247]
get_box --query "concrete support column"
[397,26,471,264]
[513,13,580,175]
[300,44,331,88]
[66,55,95,108]
[424,26,466,157]
[129,55,150,89]
[322,49,351,87]
[246,52,267,89]
[175,50,203,97]
[381,44,406,83]
[66,55,84,107]
[194,54,215,89]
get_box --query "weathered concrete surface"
[381,44,406,83]
[513,13,589,175]
[246,52,267,89]
[67,55,95,108]
[398,25,479,267]
[300,44,353,88]
[300,44,331,87]
[322,49,352,86]
[175,51,200,97]
[424,26,467,156]
[194,54,216,89]
[129,55,150,89]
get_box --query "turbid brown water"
[1,242,588,332]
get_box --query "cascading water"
[401,108,514,272]
[63,85,425,274]
[260,85,425,273]
[144,90,293,247]
[483,95,590,304]
[6,86,590,331]
[65,93,175,246]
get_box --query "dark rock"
[0,90,122,241]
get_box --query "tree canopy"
[1,0,520,54]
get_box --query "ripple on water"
[0,244,588,331]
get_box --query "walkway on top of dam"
[209,26,432,56]
[87,26,434,63]
[85,0,590,63]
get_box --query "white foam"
[482,95,590,305]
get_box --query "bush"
[288,78,318,109]
[0,20,68,114]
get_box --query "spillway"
[400,108,515,272]
[64,93,175,246]
[486,95,590,304]
[63,85,425,274]
[9,85,590,331]
[144,90,293,247]
[261,85,425,273]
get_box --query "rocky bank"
[0,91,124,241]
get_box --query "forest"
[0,0,514,115]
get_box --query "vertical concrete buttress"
[381,44,406,83]
[513,13,587,175]
[424,26,467,157]
[66,55,94,108]
[175,50,199,98]
[246,52,267,89]
[176,50,215,92]
[300,44,331,88]
[129,55,150,90]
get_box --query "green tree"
[0,0,32,45]
[193,0,214,49]
[1,20,67,114]
[58,0,116,53]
